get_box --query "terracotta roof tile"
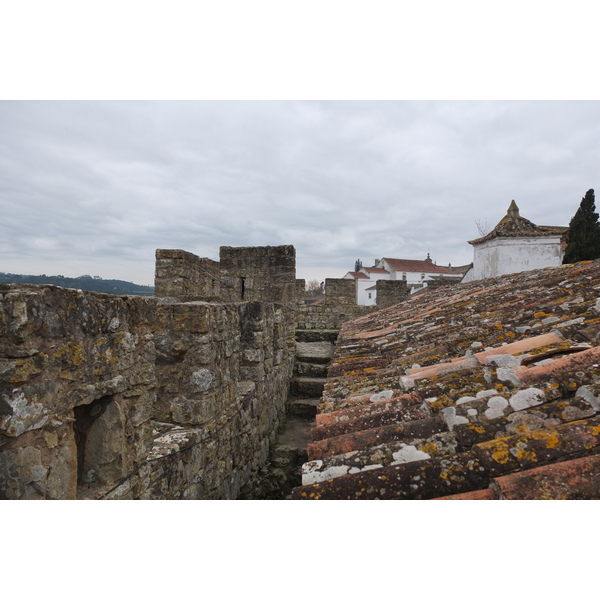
[292,451,489,500]
[314,392,421,427]
[292,258,600,500]
[311,402,430,442]
[307,415,448,461]
[473,417,600,476]
[494,454,600,499]
[382,258,459,275]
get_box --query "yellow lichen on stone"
[54,342,85,366]
[11,358,44,383]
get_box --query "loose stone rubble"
[292,259,600,500]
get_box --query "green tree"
[563,189,600,264]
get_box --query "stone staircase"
[290,330,337,408]
[240,329,338,499]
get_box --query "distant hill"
[0,272,155,296]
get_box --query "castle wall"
[219,245,297,303]
[297,304,374,330]
[297,278,374,330]
[0,245,297,500]
[112,299,295,499]
[0,285,157,499]
[324,278,356,306]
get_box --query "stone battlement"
[0,245,298,500]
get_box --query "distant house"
[463,200,568,282]
[343,270,383,306]
[344,255,463,305]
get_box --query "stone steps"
[294,361,329,378]
[291,376,326,397]
[295,341,335,364]
[288,397,321,418]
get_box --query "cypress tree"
[563,189,600,263]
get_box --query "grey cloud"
[1,101,599,284]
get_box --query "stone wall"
[296,279,306,304]
[111,299,295,499]
[0,285,157,499]
[0,244,298,500]
[425,277,462,291]
[297,278,374,330]
[220,245,297,303]
[155,249,221,302]
[297,303,373,330]
[376,279,409,308]
[324,278,356,306]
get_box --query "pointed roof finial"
[507,200,520,219]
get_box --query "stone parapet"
[1,264,297,499]
[297,304,374,330]
[220,245,297,303]
[376,279,409,308]
[155,249,220,302]
[324,278,355,306]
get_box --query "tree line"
[0,272,155,296]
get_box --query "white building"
[344,255,463,305]
[343,269,387,306]
[463,200,568,282]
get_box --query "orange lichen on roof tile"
[493,454,600,499]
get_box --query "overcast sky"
[1,100,599,285]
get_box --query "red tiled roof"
[292,258,600,500]
[364,268,389,274]
[382,258,458,275]
[347,271,369,279]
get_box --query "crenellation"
[155,249,221,302]
[220,245,298,303]
[376,279,409,308]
